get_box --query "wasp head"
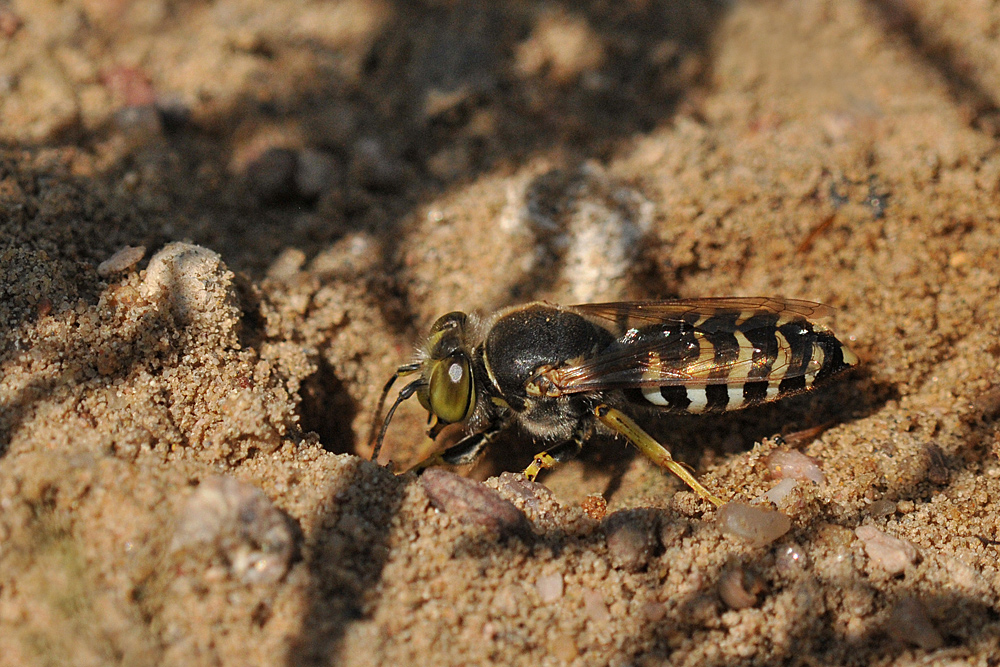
[415,311,476,426]
[369,311,476,461]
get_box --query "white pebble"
[761,478,799,505]
[171,475,295,584]
[717,502,792,547]
[535,573,564,603]
[98,245,146,277]
[855,525,919,575]
[140,242,239,332]
[775,542,809,575]
[766,449,825,484]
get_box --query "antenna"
[367,363,422,462]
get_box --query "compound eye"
[416,384,431,413]
[430,311,467,335]
[428,354,473,424]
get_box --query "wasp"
[369,298,858,506]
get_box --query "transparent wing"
[551,298,829,392]
[571,297,831,330]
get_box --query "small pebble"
[775,542,809,576]
[547,634,578,662]
[522,165,652,303]
[603,509,660,573]
[643,602,667,622]
[766,449,825,484]
[112,105,163,139]
[351,138,405,192]
[924,444,950,485]
[266,247,307,280]
[102,66,157,107]
[761,478,798,505]
[493,471,552,514]
[246,147,298,202]
[295,148,340,199]
[580,494,607,521]
[868,498,897,518]
[171,475,296,584]
[0,3,23,38]
[420,469,531,539]
[855,524,919,575]
[535,573,564,603]
[717,502,791,548]
[309,233,381,280]
[887,597,944,649]
[718,562,767,610]
[98,245,146,277]
[582,589,611,623]
[140,243,239,331]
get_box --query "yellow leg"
[594,405,724,507]
[524,451,558,481]
[523,421,590,481]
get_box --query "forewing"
[554,298,829,393]
[550,334,700,392]
[571,297,830,331]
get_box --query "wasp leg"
[523,419,594,481]
[406,422,503,474]
[594,405,724,507]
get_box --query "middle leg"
[523,418,594,481]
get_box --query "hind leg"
[594,404,723,506]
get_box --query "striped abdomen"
[629,309,858,414]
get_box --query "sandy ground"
[2,0,1000,665]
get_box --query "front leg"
[406,421,504,474]
[523,417,594,481]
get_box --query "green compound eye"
[428,354,474,424]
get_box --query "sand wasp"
[369,298,858,506]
